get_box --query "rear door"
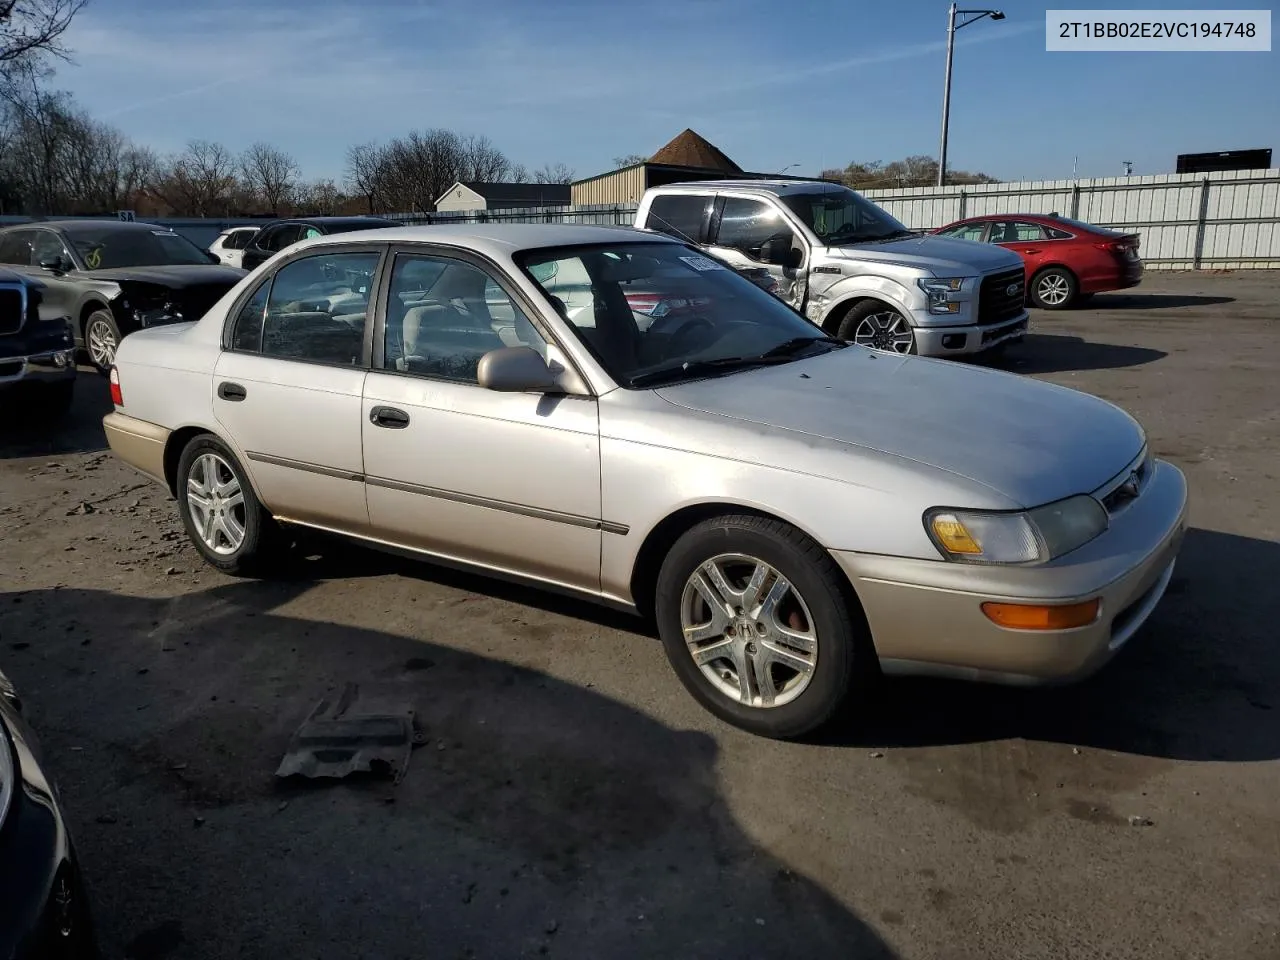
[213,244,385,531]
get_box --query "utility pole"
[937,5,1007,187]
[1123,160,1134,177]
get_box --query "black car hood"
[89,264,246,288]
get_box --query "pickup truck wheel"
[84,309,121,375]
[176,435,284,576]
[837,301,917,354]
[654,514,869,740]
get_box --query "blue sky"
[55,0,1278,185]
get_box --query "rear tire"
[1030,267,1077,310]
[654,514,870,739]
[176,434,285,576]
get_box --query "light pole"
[937,4,1006,187]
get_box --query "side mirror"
[40,256,68,273]
[785,247,804,270]
[205,251,221,264]
[477,345,560,393]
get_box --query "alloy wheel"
[86,318,117,368]
[853,311,915,353]
[1036,273,1071,306]
[186,452,247,555]
[679,553,818,708]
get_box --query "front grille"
[978,268,1026,325]
[0,285,26,336]
[1101,453,1151,514]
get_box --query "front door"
[705,196,808,311]
[361,248,602,594]
[213,246,384,531]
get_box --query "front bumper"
[911,310,1029,357]
[0,351,77,388]
[834,458,1189,684]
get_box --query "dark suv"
[0,266,76,421]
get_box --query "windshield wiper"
[759,335,843,359]
[629,338,842,388]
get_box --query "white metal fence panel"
[864,169,1280,269]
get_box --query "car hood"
[89,264,247,288]
[655,348,1144,507]
[827,235,1022,276]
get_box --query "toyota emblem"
[1006,282,1021,297]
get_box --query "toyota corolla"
[101,225,1187,739]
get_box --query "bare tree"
[344,129,519,212]
[612,154,646,169]
[296,178,343,215]
[458,133,511,183]
[0,0,88,66]
[531,162,574,185]
[240,141,298,214]
[159,139,239,215]
[345,141,387,212]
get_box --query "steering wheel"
[654,315,715,352]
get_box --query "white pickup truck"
[634,179,1030,357]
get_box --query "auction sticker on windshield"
[680,255,725,272]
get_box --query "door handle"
[218,381,247,401]
[1023,249,1042,254]
[369,406,410,429]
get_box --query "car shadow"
[818,528,1280,765]
[1085,293,1235,310]
[0,581,895,960]
[980,333,1167,374]
[0,366,110,460]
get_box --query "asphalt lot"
[1,270,1278,960]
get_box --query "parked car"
[0,220,246,374]
[0,267,77,421]
[208,225,261,269]
[635,180,1029,357]
[239,216,400,272]
[0,667,99,958]
[933,214,1143,309]
[102,224,1187,740]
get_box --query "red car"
[932,214,1142,309]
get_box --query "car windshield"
[69,227,212,269]
[780,187,912,244]
[517,241,845,388]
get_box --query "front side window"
[383,253,546,383]
[518,241,841,388]
[31,231,71,266]
[780,186,912,244]
[68,227,211,269]
[644,194,709,244]
[714,198,797,265]
[938,222,987,242]
[234,251,379,364]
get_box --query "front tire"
[654,515,870,739]
[1030,267,1077,310]
[83,310,122,375]
[835,301,917,354]
[176,435,283,576]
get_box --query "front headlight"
[916,277,966,315]
[926,495,1108,564]
[0,719,15,827]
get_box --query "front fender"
[810,276,916,329]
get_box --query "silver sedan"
[102,224,1187,739]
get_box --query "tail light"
[108,366,123,406]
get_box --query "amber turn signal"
[981,598,1101,630]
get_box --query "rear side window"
[644,194,709,244]
[227,230,256,250]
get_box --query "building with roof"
[434,181,572,213]
[572,129,780,206]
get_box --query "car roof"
[289,223,670,257]
[652,179,851,197]
[2,219,184,235]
